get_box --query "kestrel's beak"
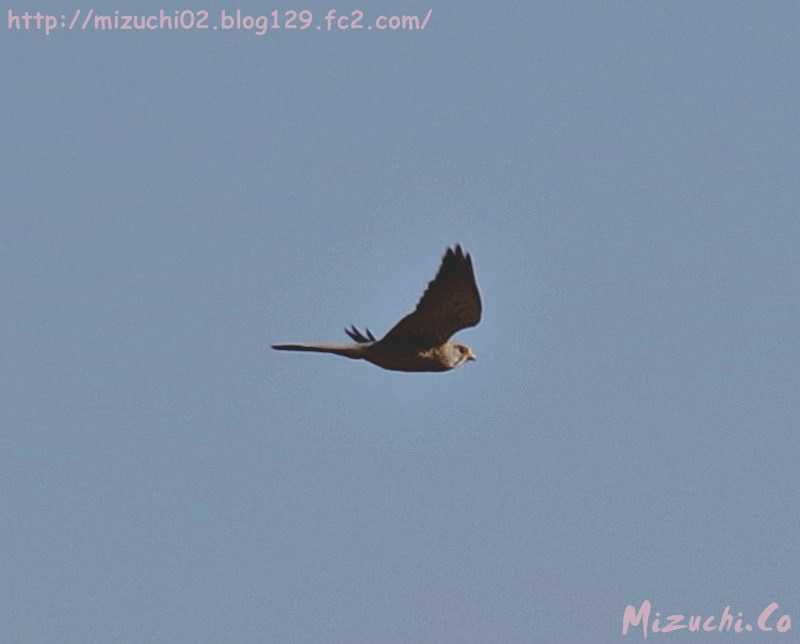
[467,349,477,362]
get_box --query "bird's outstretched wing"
[380,245,482,348]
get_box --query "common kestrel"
[272,245,482,372]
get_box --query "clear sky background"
[3,1,799,642]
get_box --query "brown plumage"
[272,245,482,372]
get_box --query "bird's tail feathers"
[271,342,367,360]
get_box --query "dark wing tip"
[448,244,471,262]
[447,244,464,260]
[443,244,474,273]
[345,325,375,344]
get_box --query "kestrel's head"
[453,342,477,368]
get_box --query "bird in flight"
[272,245,482,372]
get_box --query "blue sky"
[3,1,799,642]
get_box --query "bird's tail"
[271,342,367,360]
